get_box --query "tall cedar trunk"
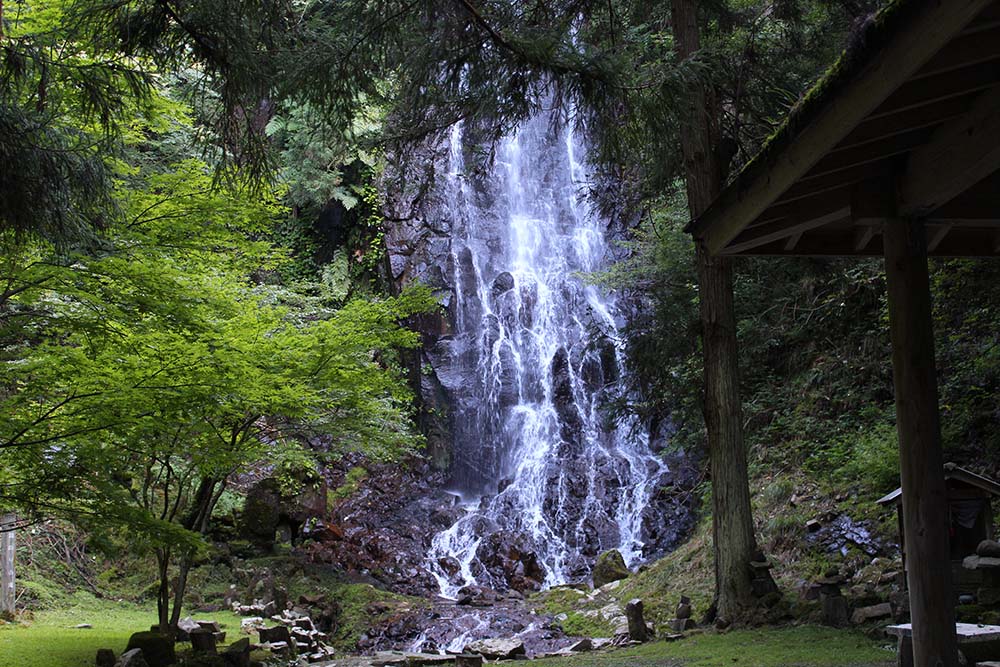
[672,0,760,621]
[1,513,15,616]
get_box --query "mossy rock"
[125,631,176,667]
[591,549,630,589]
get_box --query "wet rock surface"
[358,596,578,658]
[300,454,457,597]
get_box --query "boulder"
[96,648,116,667]
[115,649,149,667]
[591,550,630,589]
[491,272,515,298]
[455,656,484,667]
[464,638,526,660]
[850,602,892,625]
[455,585,499,607]
[979,540,1000,558]
[125,632,175,667]
[625,599,648,642]
[565,638,593,652]
[223,639,251,667]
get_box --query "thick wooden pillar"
[0,513,14,617]
[883,218,957,667]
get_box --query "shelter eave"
[687,0,1000,258]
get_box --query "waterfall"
[425,112,668,598]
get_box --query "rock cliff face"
[381,116,697,595]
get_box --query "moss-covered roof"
[686,0,930,235]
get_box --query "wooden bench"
[886,623,1000,666]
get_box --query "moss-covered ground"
[0,593,246,667]
[536,626,894,667]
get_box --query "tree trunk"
[169,553,193,630]
[672,0,761,622]
[1,513,15,617]
[155,548,171,631]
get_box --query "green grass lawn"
[537,625,896,667]
[0,593,245,667]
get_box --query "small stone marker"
[190,628,217,654]
[95,648,116,667]
[223,638,251,667]
[258,625,291,644]
[454,655,484,667]
[625,598,648,642]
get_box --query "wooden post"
[0,513,14,616]
[883,218,957,667]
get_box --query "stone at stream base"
[626,598,649,642]
[591,550,630,589]
[566,638,593,652]
[96,648,116,667]
[464,638,526,660]
[190,629,218,654]
[454,655,484,667]
[114,649,149,667]
[979,540,1000,558]
[851,602,892,625]
[125,632,175,667]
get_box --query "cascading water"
[426,112,669,598]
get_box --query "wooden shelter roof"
[686,0,1000,257]
[876,462,1000,505]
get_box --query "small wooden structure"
[878,463,1000,564]
[887,623,1000,667]
[687,1,1000,665]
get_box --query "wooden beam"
[834,96,971,152]
[784,231,803,251]
[883,218,958,667]
[900,85,1000,217]
[852,174,897,224]
[927,223,953,252]
[869,59,1000,119]
[692,0,992,255]
[726,206,850,254]
[718,226,1000,257]
[913,25,1000,79]
[808,128,932,180]
[854,225,877,252]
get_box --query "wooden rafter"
[899,85,1000,217]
